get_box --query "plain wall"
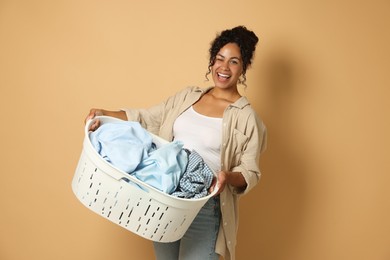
[0,1,389,259]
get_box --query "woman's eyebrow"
[217,53,241,60]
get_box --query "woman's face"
[212,43,243,90]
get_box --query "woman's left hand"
[209,171,228,196]
[209,170,247,196]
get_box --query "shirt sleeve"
[231,112,267,195]
[120,86,199,136]
[121,102,166,135]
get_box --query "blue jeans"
[153,196,221,260]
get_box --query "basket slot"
[159,213,164,220]
[164,221,171,230]
[144,204,151,216]
[128,208,133,218]
[154,225,160,234]
[179,217,187,227]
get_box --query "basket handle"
[85,115,124,136]
[209,178,220,196]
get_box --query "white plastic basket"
[72,116,217,242]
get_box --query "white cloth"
[173,106,222,173]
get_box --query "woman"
[85,25,267,260]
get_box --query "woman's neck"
[209,87,241,103]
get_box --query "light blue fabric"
[132,141,188,194]
[90,121,153,173]
[90,121,188,194]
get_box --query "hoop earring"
[239,74,247,87]
[238,75,245,85]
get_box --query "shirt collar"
[230,96,250,109]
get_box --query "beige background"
[1,1,389,259]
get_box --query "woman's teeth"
[218,73,230,78]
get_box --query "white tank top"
[173,106,222,173]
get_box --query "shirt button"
[228,241,231,245]
[222,202,225,206]
[224,222,228,226]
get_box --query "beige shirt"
[122,86,267,260]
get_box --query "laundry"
[90,121,213,198]
[90,121,186,194]
[171,150,214,199]
[89,121,154,173]
[132,140,188,194]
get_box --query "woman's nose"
[220,61,230,70]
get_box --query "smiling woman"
[206,26,259,88]
[212,43,243,91]
[84,25,267,260]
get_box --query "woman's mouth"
[217,73,231,80]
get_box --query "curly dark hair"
[205,26,259,86]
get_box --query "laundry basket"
[72,116,218,243]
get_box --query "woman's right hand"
[85,108,104,131]
[84,109,128,131]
